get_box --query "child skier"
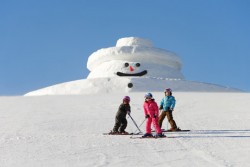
[143,93,165,138]
[110,96,131,134]
[158,88,179,131]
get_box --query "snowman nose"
[129,66,134,72]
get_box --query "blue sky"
[0,0,249,95]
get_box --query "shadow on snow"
[166,130,250,138]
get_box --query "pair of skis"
[103,114,144,136]
[130,129,190,139]
[103,130,190,139]
[102,132,142,135]
[103,132,166,139]
[153,129,190,132]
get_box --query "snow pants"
[145,117,162,134]
[113,114,127,132]
[158,110,177,129]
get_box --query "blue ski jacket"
[159,95,176,111]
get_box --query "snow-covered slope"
[1,92,250,166]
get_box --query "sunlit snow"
[1,92,250,166]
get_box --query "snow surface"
[1,92,250,167]
[116,37,153,47]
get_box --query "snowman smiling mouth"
[116,62,148,77]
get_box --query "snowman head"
[86,37,184,79]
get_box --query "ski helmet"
[123,96,130,101]
[165,88,172,93]
[144,93,153,99]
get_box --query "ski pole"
[159,109,163,115]
[128,114,143,133]
[138,118,146,129]
[167,121,169,131]
[130,118,146,138]
[133,117,146,134]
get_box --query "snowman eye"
[124,63,129,67]
[136,63,140,67]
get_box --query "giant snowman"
[25,37,240,95]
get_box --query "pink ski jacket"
[143,99,159,117]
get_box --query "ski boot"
[154,133,166,138]
[108,130,119,135]
[142,133,153,138]
[169,127,181,132]
[119,130,129,135]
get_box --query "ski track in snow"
[172,132,229,167]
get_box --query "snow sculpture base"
[25,78,241,96]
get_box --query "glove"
[169,108,174,112]
[127,111,131,115]
[145,114,150,118]
[159,105,163,110]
